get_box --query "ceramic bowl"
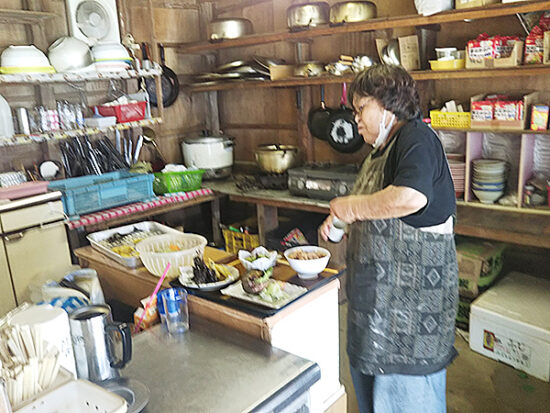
[48,37,92,72]
[284,246,330,280]
[473,189,504,204]
[92,42,131,62]
[1,45,51,68]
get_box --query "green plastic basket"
[153,170,204,194]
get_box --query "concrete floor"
[338,303,550,413]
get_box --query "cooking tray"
[87,221,182,268]
[171,257,343,317]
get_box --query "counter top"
[123,319,320,413]
[0,191,62,214]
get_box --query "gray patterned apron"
[346,136,458,376]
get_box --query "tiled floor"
[338,303,550,413]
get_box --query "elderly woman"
[321,65,458,413]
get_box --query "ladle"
[142,127,167,163]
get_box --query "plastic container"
[48,171,154,217]
[97,101,146,123]
[135,233,207,278]
[430,110,471,129]
[429,59,465,71]
[153,170,204,194]
[0,93,14,138]
[0,181,49,200]
[223,227,260,254]
[15,379,127,413]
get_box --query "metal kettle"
[69,305,132,383]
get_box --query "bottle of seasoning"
[524,185,534,206]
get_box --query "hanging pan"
[307,85,333,140]
[327,83,363,153]
[144,43,179,107]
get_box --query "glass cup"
[158,288,189,334]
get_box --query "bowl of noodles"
[283,245,331,279]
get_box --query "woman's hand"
[320,215,333,242]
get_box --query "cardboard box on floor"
[457,241,505,298]
[375,36,420,71]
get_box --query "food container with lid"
[287,2,330,30]
[329,1,377,24]
[208,18,253,41]
[181,135,234,179]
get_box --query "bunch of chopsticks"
[0,322,61,408]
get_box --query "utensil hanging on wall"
[308,85,333,141]
[143,43,179,108]
[327,83,363,153]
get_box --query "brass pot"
[255,144,300,174]
[287,2,330,30]
[329,1,377,24]
[208,18,253,41]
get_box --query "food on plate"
[110,245,138,258]
[191,256,236,284]
[287,248,327,260]
[259,280,289,303]
[242,267,273,294]
[153,243,184,253]
[99,227,165,253]
[245,251,272,262]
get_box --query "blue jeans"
[350,365,447,413]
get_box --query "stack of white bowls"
[472,159,508,204]
[91,43,132,72]
[448,159,465,199]
[0,45,55,74]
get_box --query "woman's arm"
[329,185,428,224]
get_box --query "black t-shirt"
[372,118,456,228]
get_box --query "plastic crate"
[430,110,471,129]
[223,227,260,254]
[48,171,154,217]
[97,101,146,123]
[153,170,204,194]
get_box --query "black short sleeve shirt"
[373,118,456,228]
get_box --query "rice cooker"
[181,135,234,179]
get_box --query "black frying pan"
[327,83,364,153]
[144,43,179,107]
[308,85,333,141]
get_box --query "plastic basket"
[153,170,204,194]
[223,228,260,254]
[135,233,208,278]
[97,101,146,123]
[15,379,127,413]
[48,171,154,217]
[430,110,471,129]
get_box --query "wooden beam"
[214,0,271,15]
[222,123,296,130]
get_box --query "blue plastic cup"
[157,288,189,334]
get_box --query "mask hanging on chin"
[372,109,396,149]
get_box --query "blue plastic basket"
[48,171,154,217]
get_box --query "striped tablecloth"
[67,188,214,230]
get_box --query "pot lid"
[256,144,299,152]
[184,136,233,144]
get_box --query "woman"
[321,64,458,413]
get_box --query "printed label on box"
[483,329,532,369]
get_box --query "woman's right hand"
[320,215,333,242]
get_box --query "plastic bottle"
[0,94,14,138]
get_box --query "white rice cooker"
[181,135,234,179]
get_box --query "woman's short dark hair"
[348,64,421,120]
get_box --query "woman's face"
[352,94,387,145]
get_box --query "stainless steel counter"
[123,318,320,413]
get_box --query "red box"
[97,101,146,123]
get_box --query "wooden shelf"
[457,200,550,216]
[434,127,550,135]
[0,118,162,147]
[0,9,57,24]
[186,65,550,93]
[172,0,550,54]
[0,68,162,85]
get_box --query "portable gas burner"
[288,163,359,200]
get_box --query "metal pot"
[287,2,330,30]
[208,18,253,41]
[255,144,300,174]
[182,135,234,179]
[329,1,377,25]
[294,61,325,77]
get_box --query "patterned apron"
[346,136,458,376]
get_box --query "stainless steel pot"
[287,2,330,30]
[294,61,325,77]
[255,144,300,174]
[208,18,253,41]
[329,1,377,24]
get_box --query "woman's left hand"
[329,196,357,224]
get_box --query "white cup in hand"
[328,217,345,243]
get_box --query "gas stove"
[288,163,359,200]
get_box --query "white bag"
[414,0,453,16]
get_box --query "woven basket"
[135,233,207,278]
[430,110,471,129]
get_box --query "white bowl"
[238,246,277,271]
[92,42,130,61]
[473,189,503,204]
[284,246,330,280]
[1,45,51,68]
[48,37,92,72]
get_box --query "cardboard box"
[466,41,523,69]
[375,36,420,71]
[544,31,550,65]
[470,91,539,130]
[456,0,499,9]
[269,64,295,80]
[470,272,550,382]
[456,241,505,298]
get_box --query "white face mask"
[373,109,396,149]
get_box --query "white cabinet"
[0,238,16,316]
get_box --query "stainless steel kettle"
[69,305,132,383]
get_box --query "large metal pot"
[208,18,253,41]
[255,144,300,174]
[287,2,330,30]
[329,1,377,24]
